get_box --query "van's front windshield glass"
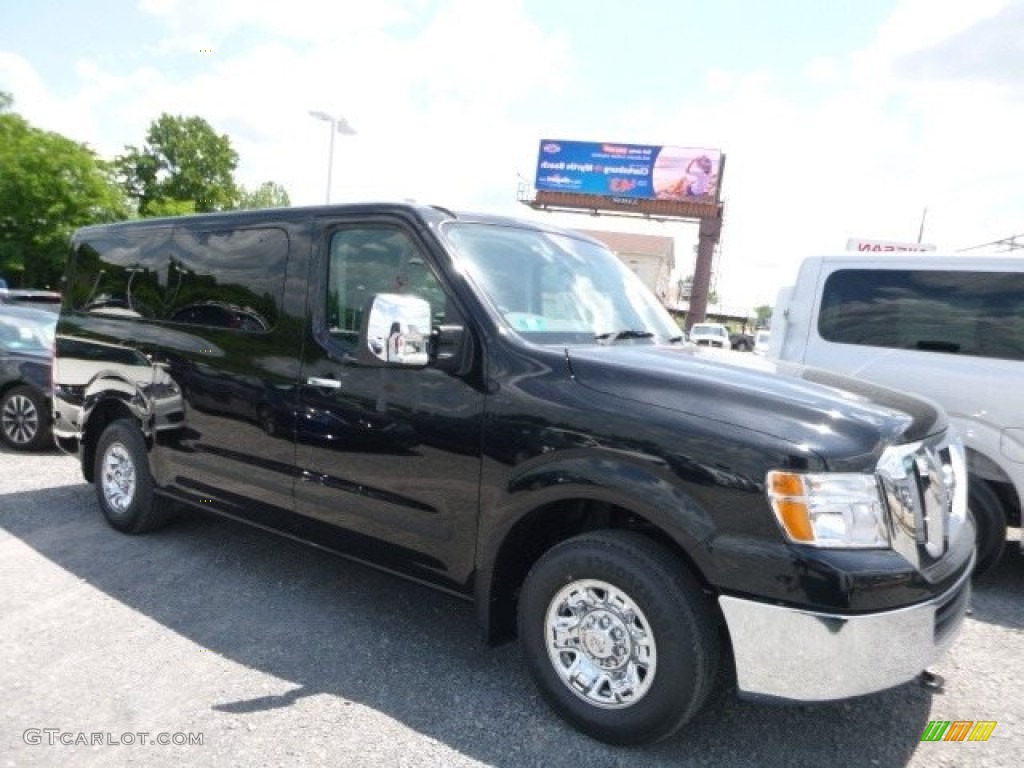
[441,222,682,345]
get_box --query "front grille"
[876,432,967,568]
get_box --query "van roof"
[806,252,1024,270]
[71,202,600,244]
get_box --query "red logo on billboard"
[542,143,561,153]
[609,178,636,193]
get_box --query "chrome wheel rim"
[101,441,137,513]
[544,579,657,709]
[2,394,39,445]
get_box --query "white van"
[770,253,1024,575]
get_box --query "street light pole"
[309,110,356,204]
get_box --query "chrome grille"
[876,432,967,567]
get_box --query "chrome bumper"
[719,558,973,702]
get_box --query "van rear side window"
[68,227,287,331]
[819,269,1024,361]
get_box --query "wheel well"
[0,380,26,400]
[81,400,136,483]
[966,448,1020,526]
[486,498,710,644]
[990,480,1022,528]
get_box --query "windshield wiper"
[595,330,655,343]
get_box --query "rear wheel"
[0,385,50,451]
[969,479,1007,577]
[518,531,720,745]
[94,420,173,534]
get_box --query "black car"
[0,289,63,312]
[0,305,56,450]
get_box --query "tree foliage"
[237,181,291,210]
[0,98,292,287]
[754,304,773,326]
[116,114,239,216]
[0,93,128,288]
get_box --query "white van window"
[819,269,1024,361]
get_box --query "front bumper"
[718,553,973,702]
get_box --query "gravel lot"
[1,445,1021,768]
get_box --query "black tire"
[734,340,751,352]
[93,419,173,534]
[969,479,1007,578]
[518,531,720,745]
[0,384,50,451]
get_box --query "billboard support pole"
[686,207,723,331]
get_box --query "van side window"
[326,227,447,352]
[67,227,287,329]
[819,269,1024,361]
[168,227,288,331]
[67,231,171,318]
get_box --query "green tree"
[236,181,291,210]
[0,93,128,287]
[754,304,773,327]
[116,113,238,216]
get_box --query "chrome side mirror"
[360,293,431,366]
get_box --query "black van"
[53,204,974,745]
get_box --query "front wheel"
[94,419,172,534]
[518,531,720,745]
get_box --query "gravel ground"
[1,445,1021,768]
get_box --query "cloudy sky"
[2,0,1022,310]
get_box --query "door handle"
[306,376,342,390]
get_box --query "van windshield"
[441,222,681,345]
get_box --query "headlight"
[766,471,890,548]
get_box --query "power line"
[957,233,1024,252]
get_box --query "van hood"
[566,345,945,466]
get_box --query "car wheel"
[735,340,751,352]
[518,531,720,745]
[0,385,50,451]
[94,419,173,534]
[969,479,1007,578]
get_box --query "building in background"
[576,229,675,302]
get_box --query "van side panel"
[55,217,311,519]
[151,220,309,516]
[773,257,824,364]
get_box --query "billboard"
[534,139,723,203]
[846,238,937,252]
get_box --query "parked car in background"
[689,322,730,348]
[168,301,270,331]
[754,329,771,356]
[0,304,56,450]
[729,330,755,351]
[0,289,62,312]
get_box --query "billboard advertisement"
[534,139,723,203]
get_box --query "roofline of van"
[70,203,603,246]
[808,252,1023,265]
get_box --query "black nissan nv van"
[53,204,974,745]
